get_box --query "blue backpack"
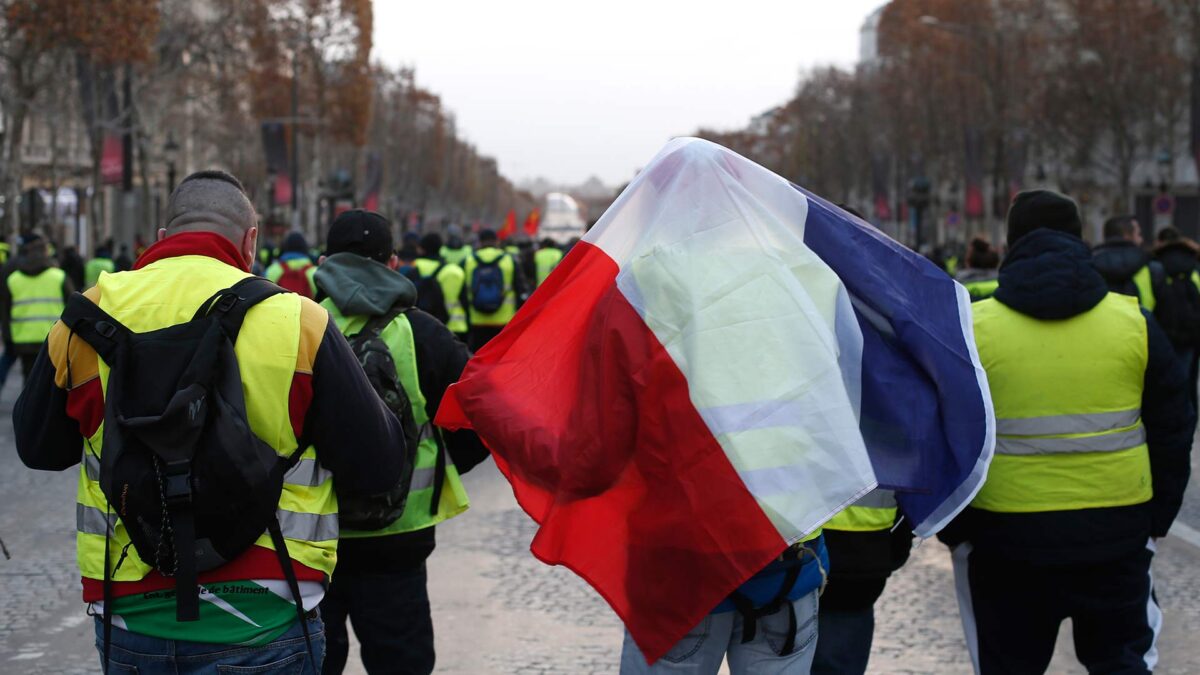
[471,254,507,313]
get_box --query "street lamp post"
[163,133,180,194]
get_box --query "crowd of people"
[8,171,1198,675]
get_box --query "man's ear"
[242,227,258,267]
[318,255,327,265]
[156,228,167,242]
[388,254,400,271]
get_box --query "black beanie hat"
[1006,189,1082,246]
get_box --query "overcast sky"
[373,1,889,186]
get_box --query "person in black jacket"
[1093,214,1159,308]
[940,190,1194,674]
[313,210,490,675]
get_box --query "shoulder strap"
[60,292,129,362]
[358,302,410,340]
[194,276,287,340]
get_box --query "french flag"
[436,138,995,663]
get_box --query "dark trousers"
[468,325,504,352]
[0,348,16,390]
[18,351,36,381]
[812,605,875,675]
[959,542,1159,675]
[320,561,434,675]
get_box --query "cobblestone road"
[4,371,1200,674]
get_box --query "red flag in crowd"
[498,209,517,239]
[523,208,541,236]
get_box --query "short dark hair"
[1103,215,1138,241]
[966,237,999,270]
[178,169,246,194]
[478,229,498,245]
[419,233,443,256]
[1157,226,1181,244]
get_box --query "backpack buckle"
[95,321,116,339]
[214,294,238,314]
[163,463,193,506]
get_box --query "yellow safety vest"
[322,302,470,536]
[8,268,66,344]
[75,255,338,582]
[534,247,564,287]
[1132,265,1156,312]
[413,257,467,334]
[971,293,1152,513]
[825,490,897,532]
[84,258,115,289]
[464,247,518,327]
[440,244,473,268]
[962,278,999,302]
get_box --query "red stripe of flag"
[437,240,786,662]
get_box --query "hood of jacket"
[314,252,416,317]
[1154,241,1199,278]
[1092,239,1150,286]
[16,253,51,276]
[993,228,1108,320]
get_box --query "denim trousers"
[619,589,819,674]
[94,612,325,674]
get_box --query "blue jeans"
[619,589,819,674]
[94,613,325,674]
[811,605,874,675]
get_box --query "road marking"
[10,652,44,660]
[1169,521,1200,549]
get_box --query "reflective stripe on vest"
[75,255,337,583]
[8,268,65,344]
[465,248,517,326]
[825,490,897,532]
[322,301,471,538]
[970,293,1152,513]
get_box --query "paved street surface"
[4,372,1200,674]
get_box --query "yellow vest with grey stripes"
[75,255,338,581]
[8,267,65,344]
[971,293,1151,513]
[825,489,897,532]
[322,301,470,536]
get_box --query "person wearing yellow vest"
[265,231,318,298]
[534,238,565,287]
[314,210,488,675]
[1151,229,1200,411]
[939,190,1194,675]
[416,232,468,340]
[84,243,116,289]
[464,228,527,351]
[0,234,72,379]
[811,490,912,675]
[1093,214,1161,310]
[954,237,1000,302]
[14,171,407,674]
[439,224,473,267]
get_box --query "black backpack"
[61,277,317,667]
[1154,272,1200,349]
[338,303,420,531]
[411,262,448,323]
[470,254,507,313]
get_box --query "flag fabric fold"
[437,137,994,662]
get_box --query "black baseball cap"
[326,209,393,263]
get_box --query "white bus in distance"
[539,192,587,245]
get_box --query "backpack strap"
[194,276,287,340]
[358,301,410,340]
[60,293,130,363]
